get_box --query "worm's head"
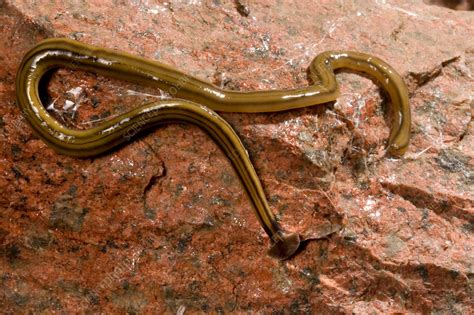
[267,232,301,260]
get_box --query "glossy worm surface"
[16,38,411,260]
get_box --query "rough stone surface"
[1,0,473,313]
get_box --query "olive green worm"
[16,38,411,259]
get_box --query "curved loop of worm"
[16,38,412,260]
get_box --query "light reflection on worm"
[16,38,411,260]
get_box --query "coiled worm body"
[16,38,411,259]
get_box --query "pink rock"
[0,0,472,313]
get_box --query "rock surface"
[1,0,473,313]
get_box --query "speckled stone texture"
[1,0,473,313]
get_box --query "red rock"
[0,0,473,313]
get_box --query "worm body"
[16,38,411,259]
